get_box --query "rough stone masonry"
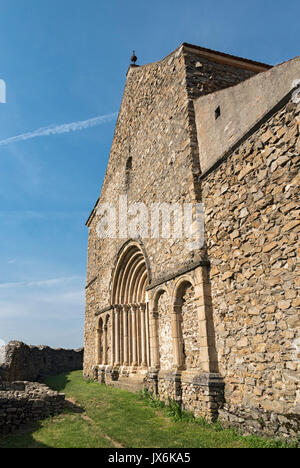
[0,341,83,382]
[0,341,83,434]
[0,381,65,435]
[84,43,299,441]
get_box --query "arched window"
[174,280,201,370]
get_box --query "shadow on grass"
[64,399,84,414]
[0,397,86,449]
[0,373,85,449]
[42,372,72,393]
[0,420,50,448]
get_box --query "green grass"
[0,371,296,448]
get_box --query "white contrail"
[0,276,82,289]
[0,112,118,147]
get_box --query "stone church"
[84,43,299,439]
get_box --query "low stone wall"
[145,371,225,421]
[219,404,300,442]
[0,341,83,382]
[0,381,65,435]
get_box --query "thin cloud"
[0,112,118,147]
[0,276,83,289]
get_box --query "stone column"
[123,305,129,366]
[128,305,132,365]
[119,307,123,365]
[145,303,151,368]
[139,303,147,367]
[111,309,115,367]
[137,304,141,366]
[114,306,121,366]
[131,304,138,367]
[103,324,108,365]
[172,302,185,370]
[149,302,160,370]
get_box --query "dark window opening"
[125,156,132,188]
[215,106,221,120]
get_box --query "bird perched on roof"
[131,50,137,65]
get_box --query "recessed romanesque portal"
[97,243,150,372]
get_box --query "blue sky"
[0,0,298,349]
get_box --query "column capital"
[138,302,147,312]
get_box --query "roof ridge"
[182,42,272,69]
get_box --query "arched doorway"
[110,242,150,369]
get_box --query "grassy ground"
[0,371,295,448]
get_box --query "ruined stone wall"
[84,45,259,377]
[0,341,83,382]
[202,98,300,439]
[0,381,65,435]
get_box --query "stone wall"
[0,381,65,435]
[181,284,202,369]
[84,43,261,378]
[0,341,83,382]
[157,292,173,371]
[84,43,299,440]
[202,97,300,440]
[145,371,225,421]
[194,55,300,173]
[143,265,224,422]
